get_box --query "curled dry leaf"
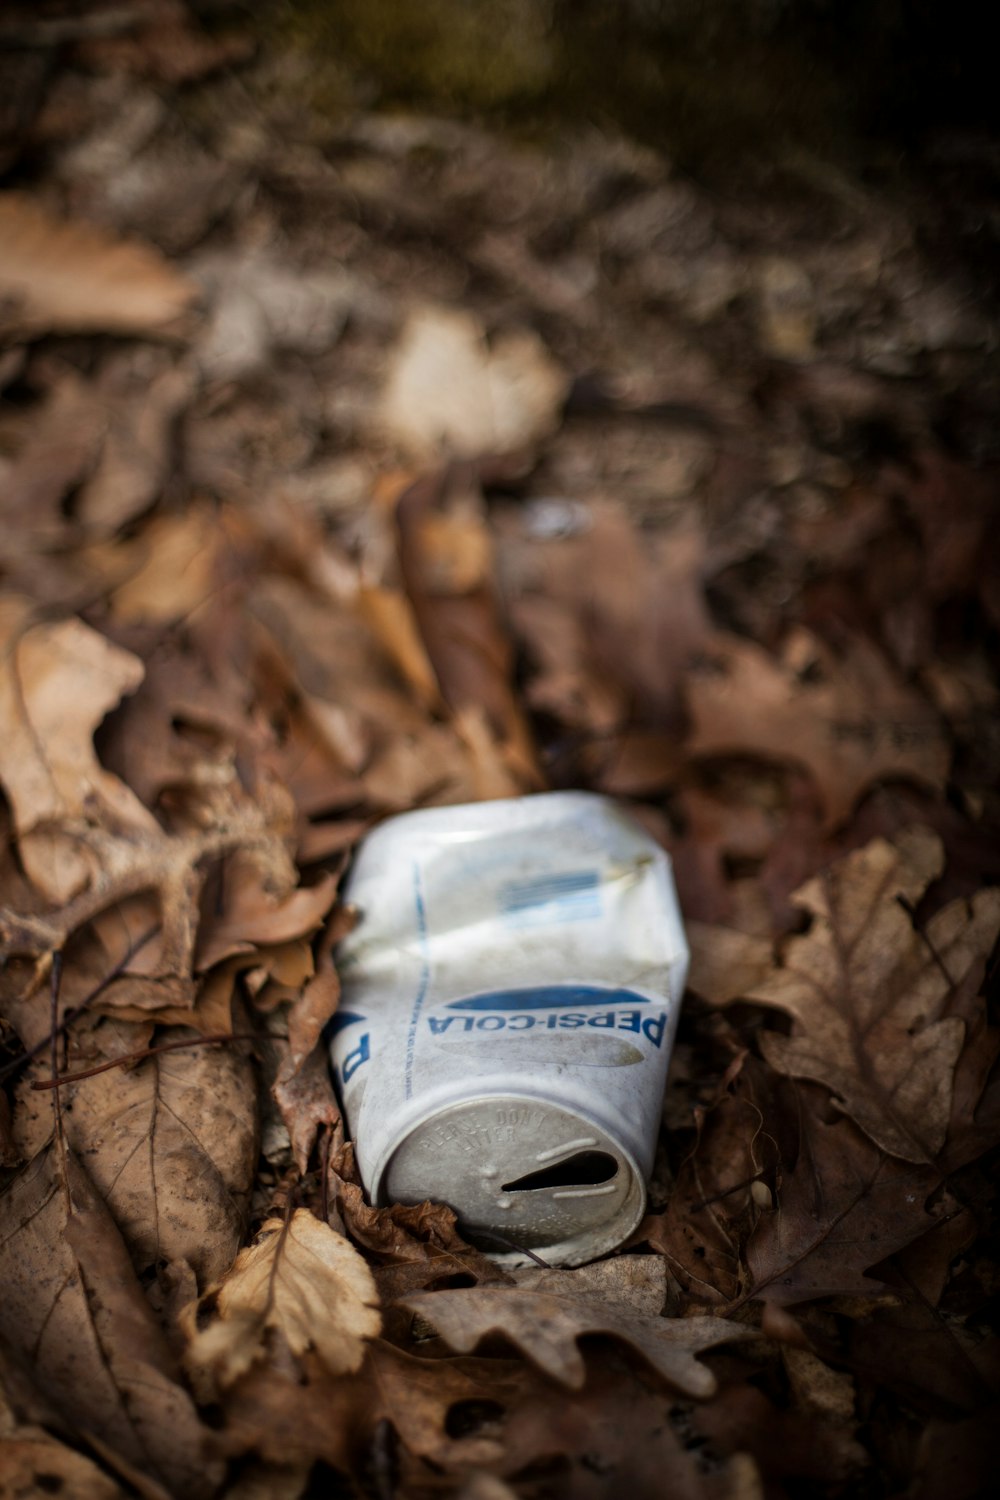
[185,1210,381,1395]
[195,861,337,971]
[1,772,300,994]
[13,1020,257,1287]
[0,1146,219,1498]
[334,1181,506,1301]
[379,305,567,460]
[0,192,198,339]
[642,1057,775,1306]
[396,468,544,792]
[0,604,153,903]
[686,628,949,830]
[403,1258,747,1395]
[272,1045,341,1175]
[745,828,1000,1162]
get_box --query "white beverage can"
[329,792,688,1266]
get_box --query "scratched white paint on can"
[329,791,689,1266]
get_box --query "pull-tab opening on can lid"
[378,1095,646,1267]
[500,1150,618,1193]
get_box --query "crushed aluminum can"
[329,791,689,1266]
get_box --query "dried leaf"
[402,1262,746,1394]
[272,1045,340,1174]
[14,1020,257,1286]
[509,506,711,736]
[0,371,104,545]
[0,1431,126,1500]
[686,922,774,1006]
[642,1057,774,1305]
[217,1342,530,1475]
[0,1146,219,1497]
[745,1092,942,1305]
[186,1210,380,1393]
[76,355,195,534]
[692,1383,867,1487]
[396,468,544,791]
[0,605,154,903]
[334,1183,507,1301]
[745,829,1000,1161]
[686,629,949,830]
[379,305,567,459]
[195,862,337,971]
[1,774,300,991]
[0,192,197,338]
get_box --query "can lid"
[380,1095,646,1267]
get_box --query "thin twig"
[0,922,161,1084]
[31,1032,254,1090]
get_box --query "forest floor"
[1,4,999,1499]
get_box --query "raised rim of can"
[368,1083,649,1268]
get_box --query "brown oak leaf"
[402,1257,747,1395]
[686,628,949,829]
[744,828,1000,1162]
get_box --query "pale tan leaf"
[186,1210,380,1392]
[403,1260,747,1394]
[0,193,197,338]
[379,305,567,459]
[0,604,154,903]
[109,506,222,623]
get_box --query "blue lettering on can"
[642,1014,667,1048]
[341,1032,370,1082]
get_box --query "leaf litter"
[1,5,1000,1498]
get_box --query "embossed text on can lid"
[381,1093,646,1267]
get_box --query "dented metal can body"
[329,792,688,1266]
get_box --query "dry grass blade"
[0,193,198,339]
